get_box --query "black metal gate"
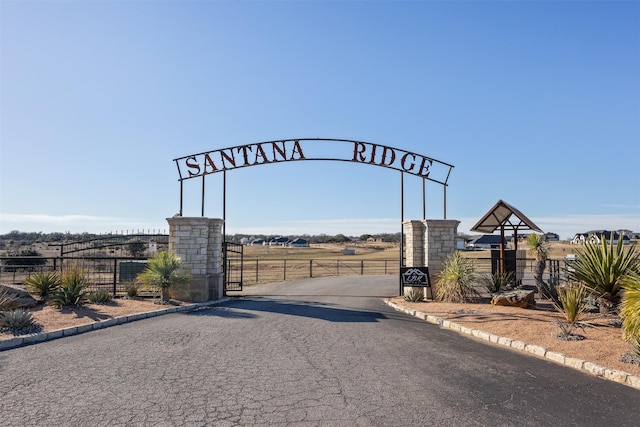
[224,242,243,292]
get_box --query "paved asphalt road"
[1,275,638,426]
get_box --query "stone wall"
[403,219,460,297]
[166,217,224,302]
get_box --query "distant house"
[467,234,504,250]
[268,236,289,246]
[250,239,265,246]
[571,230,631,245]
[544,232,560,242]
[289,238,309,248]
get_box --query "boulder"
[491,290,536,309]
[0,283,40,308]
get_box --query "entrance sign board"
[400,266,431,288]
[174,138,454,186]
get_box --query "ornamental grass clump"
[436,251,479,303]
[24,271,61,298]
[0,288,16,311]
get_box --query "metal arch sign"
[173,138,454,186]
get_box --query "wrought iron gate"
[224,242,243,292]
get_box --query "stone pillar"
[423,219,461,278]
[166,216,224,302]
[403,220,425,267]
[403,219,460,298]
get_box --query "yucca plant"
[49,267,89,308]
[527,233,559,304]
[551,283,588,340]
[568,236,639,313]
[0,308,41,335]
[136,252,191,302]
[436,251,479,303]
[24,271,61,298]
[404,288,424,302]
[621,271,640,343]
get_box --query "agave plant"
[0,308,41,335]
[404,288,424,302]
[435,251,479,303]
[49,267,89,308]
[24,271,61,298]
[136,252,191,302]
[569,236,639,313]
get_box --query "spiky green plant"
[569,236,639,313]
[527,233,559,304]
[480,270,514,294]
[136,252,191,302]
[49,267,89,308]
[621,271,640,343]
[87,289,112,304]
[404,288,424,302]
[435,251,479,303]
[0,308,40,335]
[24,271,61,298]
[550,283,589,340]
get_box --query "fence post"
[361,260,364,275]
[284,259,287,281]
[113,258,118,295]
[384,260,387,275]
[336,260,339,276]
[255,260,259,283]
[309,260,313,278]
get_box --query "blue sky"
[1,1,639,240]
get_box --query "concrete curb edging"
[0,298,232,352]
[385,299,640,391]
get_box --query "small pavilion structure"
[470,200,543,274]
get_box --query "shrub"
[24,271,61,298]
[136,252,190,302]
[404,288,423,302]
[87,289,112,304]
[49,267,89,308]
[621,271,640,343]
[436,251,479,303]
[126,283,138,297]
[0,308,41,335]
[568,237,639,313]
[480,270,514,294]
[551,283,589,340]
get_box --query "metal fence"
[239,258,399,286]
[0,256,152,296]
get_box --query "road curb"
[385,299,640,391]
[0,298,232,352]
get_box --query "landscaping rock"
[491,290,536,308]
[0,284,40,308]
